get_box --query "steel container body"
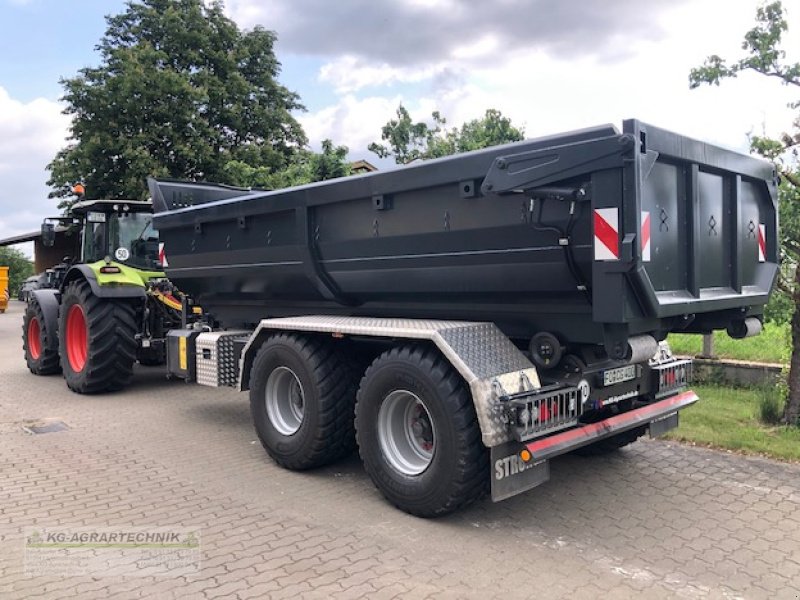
[151,119,778,350]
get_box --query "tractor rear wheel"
[58,279,138,394]
[22,297,61,375]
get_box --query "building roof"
[0,231,40,246]
[0,226,70,247]
[350,160,379,174]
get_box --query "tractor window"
[82,222,108,264]
[111,213,160,270]
[80,211,160,269]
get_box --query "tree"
[222,139,351,189]
[0,247,34,297]
[368,105,524,164]
[690,0,800,424]
[48,0,307,209]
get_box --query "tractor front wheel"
[58,280,138,394]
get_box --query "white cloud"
[318,56,450,94]
[0,87,69,247]
[294,0,798,161]
[299,94,403,161]
[225,0,689,66]
[451,34,500,61]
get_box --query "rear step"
[526,390,698,460]
[490,390,698,501]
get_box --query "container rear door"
[629,120,778,318]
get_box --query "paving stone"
[1,301,799,599]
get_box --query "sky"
[0,0,798,255]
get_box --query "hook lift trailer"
[25,120,778,516]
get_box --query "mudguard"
[62,264,147,300]
[29,289,61,354]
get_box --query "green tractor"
[22,196,189,393]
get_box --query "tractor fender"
[29,289,61,354]
[62,265,147,300]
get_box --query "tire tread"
[59,280,138,394]
[356,344,488,517]
[22,299,61,375]
[250,333,357,470]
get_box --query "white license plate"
[603,365,636,386]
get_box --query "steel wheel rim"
[28,317,42,360]
[66,304,87,373]
[265,366,305,435]
[378,390,435,476]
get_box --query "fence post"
[700,333,716,359]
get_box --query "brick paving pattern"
[1,301,799,598]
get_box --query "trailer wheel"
[22,298,61,375]
[249,333,357,470]
[58,279,138,394]
[355,345,488,517]
[573,425,648,456]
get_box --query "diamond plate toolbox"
[196,331,249,387]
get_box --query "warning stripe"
[593,209,619,260]
[641,211,651,262]
[758,224,766,263]
[158,242,169,268]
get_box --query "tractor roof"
[70,199,153,215]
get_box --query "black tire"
[22,298,61,375]
[249,333,357,470]
[572,425,648,456]
[58,279,138,394]
[355,345,488,518]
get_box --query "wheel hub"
[378,390,436,476]
[28,317,42,360]
[265,366,305,436]
[65,304,88,373]
[409,407,433,451]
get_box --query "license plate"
[603,365,636,386]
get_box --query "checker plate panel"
[242,316,541,446]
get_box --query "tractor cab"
[70,200,160,270]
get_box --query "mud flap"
[648,410,679,437]
[490,391,697,502]
[490,441,550,502]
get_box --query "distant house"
[350,160,378,175]
[0,227,78,273]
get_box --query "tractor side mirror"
[41,222,55,247]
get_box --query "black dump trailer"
[150,119,778,516]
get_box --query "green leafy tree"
[690,0,800,424]
[369,105,524,164]
[222,139,351,189]
[48,0,307,209]
[0,247,34,297]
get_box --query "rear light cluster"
[508,386,580,442]
[653,359,692,398]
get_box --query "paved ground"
[1,300,800,599]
